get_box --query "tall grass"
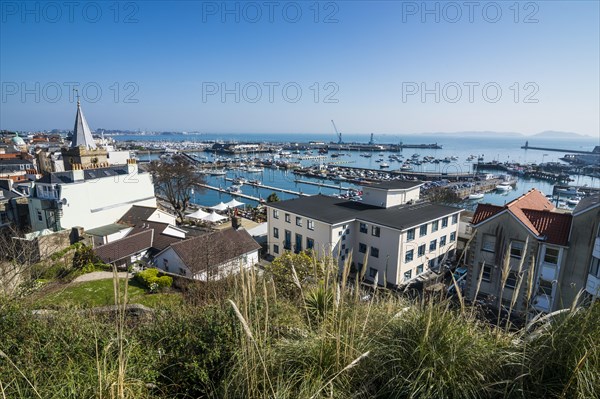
[1,252,599,398]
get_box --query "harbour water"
[114,133,599,210]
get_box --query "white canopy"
[186,209,210,220]
[202,211,227,223]
[210,202,229,211]
[225,198,245,208]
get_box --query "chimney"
[71,163,85,181]
[232,216,242,230]
[126,158,138,175]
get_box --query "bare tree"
[147,155,205,222]
[0,226,41,297]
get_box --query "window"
[420,224,427,237]
[440,235,447,246]
[544,248,559,264]
[296,216,302,227]
[371,247,379,258]
[482,234,495,252]
[505,271,519,289]
[307,220,315,230]
[407,228,415,241]
[450,232,456,242]
[442,217,448,228]
[481,264,492,282]
[372,226,380,237]
[431,220,439,232]
[342,244,346,250]
[342,234,346,241]
[306,238,314,250]
[360,223,368,233]
[284,230,291,250]
[416,264,424,275]
[510,241,524,258]
[295,233,303,253]
[369,267,378,278]
[37,210,43,222]
[405,249,414,262]
[590,257,600,279]
[418,244,426,257]
[273,227,279,239]
[273,244,280,254]
[404,270,412,281]
[179,267,186,276]
[429,239,437,252]
[452,214,458,224]
[163,258,169,272]
[359,243,367,253]
[537,279,553,296]
[285,213,290,223]
[273,209,279,219]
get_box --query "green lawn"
[34,278,183,309]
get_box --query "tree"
[147,155,205,222]
[267,192,280,203]
[425,187,461,204]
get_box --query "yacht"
[566,197,582,206]
[246,167,262,173]
[209,169,227,176]
[496,184,512,191]
[379,162,390,168]
[468,193,485,200]
[228,185,242,194]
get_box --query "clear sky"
[1,0,599,136]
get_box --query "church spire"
[71,90,97,149]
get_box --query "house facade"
[266,181,461,287]
[153,228,261,281]
[466,190,599,314]
[28,159,156,232]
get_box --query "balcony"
[593,237,600,259]
[586,273,600,297]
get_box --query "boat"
[556,187,583,196]
[379,163,390,168]
[227,185,242,194]
[566,197,582,206]
[246,167,262,173]
[468,193,485,200]
[232,177,247,185]
[209,169,227,176]
[248,179,262,185]
[496,184,512,191]
[400,165,412,171]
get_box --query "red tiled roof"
[472,189,572,245]
[472,204,503,225]
[95,230,154,263]
[522,209,572,246]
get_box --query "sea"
[112,133,600,211]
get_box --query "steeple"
[71,91,97,149]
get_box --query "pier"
[196,183,262,202]
[224,178,309,197]
[294,179,353,191]
[521,141,600,155]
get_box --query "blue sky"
[1,0,599,136]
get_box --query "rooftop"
[36,165,134,184]
[471,189,572,246]
[95,230,154,263]
[573,194,600,215]
[366,180,423,190]
[269,194,460,230]
[169,228,261,274]
[86,223,131,237]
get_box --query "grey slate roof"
[95,230,153,263]
[86,223,131,237]
[35,166,130,184]
[269,194,461,231]
[71,101,97,149]
[169,228,261,274]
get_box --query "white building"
[266,181,462,287]
[153,228,261,281]
[28,159,156,232]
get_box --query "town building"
[266,181,462,287]
[28,159,156,232]
[0,179,29,229]
[466,190,600,314]
[153,228,261,281]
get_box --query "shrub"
[135,268,172,292]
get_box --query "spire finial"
[74,88,80,106]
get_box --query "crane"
[331,120,342,144]
[369,133,375,145]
